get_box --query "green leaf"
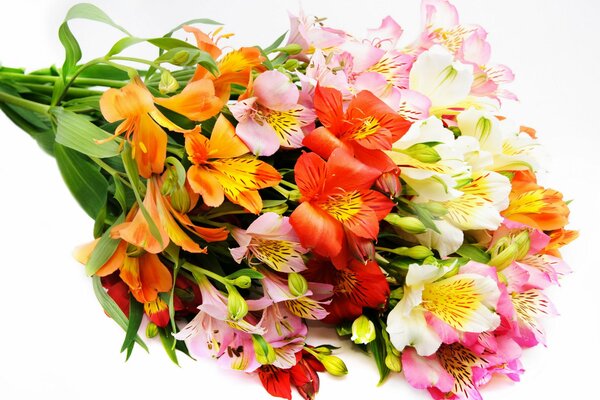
[106,37,197,57]
[163,18,222,38]
[54,143,108,218]
[121,145,164,247]
[456,244,491,264]
[58,22,82,79]
[0,101,54,155]
[78,64,130,81]
[263,32,288,53]
[121,295,145,359]
[52,107,120,158]
[368,322,390,385]
[159,328,180,366]
[64,3,131,35]
[412,203,441,234]
[92,276,148,351]
[85,214,125,275]
[113,178,128,212]
[226,269,265,281]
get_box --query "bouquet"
[0,1,577,399]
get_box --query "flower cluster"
[0,1,577,399]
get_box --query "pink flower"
[230,212,308,273]
[259,303,308,369]
[230,70,315,156]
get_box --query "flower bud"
[282,58,300,70]
[233,275,252,289]
[159,70,179,94]
[171,50,190,66]
[288,272,308,297]
[385,353,402,372]
[227,288,248,321]
[277,43,303,55]
[384,214,427,234]
[404,245,434,259]
[252,334,276,365]
[351,315,376,345]
[145,322,159,338]
[401,143,441,163]
[421,202,448,217]
[170,186,191,213]
[313,345,334,355]
[320,355,348,376]
[513,230,531,260]
[160,166,179,196]
[489,241,519,270]
[375,171,402,198]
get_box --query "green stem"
[17,83,102,97]
[110,56,168,73]
[0,72,126,89]
[90,156,132,189]
[181,262,231,286]
[0,91,49,114]
[273,185,291,198]
[279,180,298,190]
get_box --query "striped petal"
[511,289,557,346]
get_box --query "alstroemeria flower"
[230,70,315,156]
[259,303,308,369]
[290,149,394,267]
[302,257,389,324]
[175,275,265,372]
[100,77,222,178]
[111,174,228,254]
[286,9,346,56]
[185,25,265,103]
[230,212,308,273]
[387,263,501,356]
[502,170,571,231]
[185,114,282,214]
[303,85,411,174]
[74,236,171,305]
[260,268,332,320]
[258,349,325,400]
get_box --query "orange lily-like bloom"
[100,77,223,178]
[185,114,282,214]
[501,170,571,231]
[111,174,229,254]
[289,149,395,268]
[184,25,265,103]
[74,233,171,304]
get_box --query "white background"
[1,1,599,399]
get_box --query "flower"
[302,257,389,324]
[100,77,222,178]
[290,148,394,267]
[111,174,228,254]
[184,114,282,214]
[386,263,501,356]
[230,70,316,156]
[303,85,411,173]
[230,212,308,273]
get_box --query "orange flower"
[542,228,579,257]
[100,77,222,178]
[74,238,171,304]
[185,114,281,214]
[184,25,265,102]
[501,170,571,231]
[111,175,229,254]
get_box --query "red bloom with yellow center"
[289,148,394,268]
[185,114,282,214]
[303,85,411,173]
[303,257,389,324]
[100,77,222,178]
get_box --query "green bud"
[287,189,302,202]
[385,353,402,372]
[277,43,303,55]
[313,345,333,355]
[282,58,300,70]
[288,272,308,297]
[400,143,441,163]
[160,167,178,196]
[171,50,190,66]
[404,245,434,260]
[421,202,448,217]
[227,288,248,321]
[170,186,191,213]
[145,322,159,338]
[159,70,179,94]
[233,275,252,289]
[351,316,376,345]
[252,334,276,365]
[320,355,348,376]
[384,214,427,234]
[489,241,519,270]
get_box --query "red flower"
[303,85,410,174]
[303,257,390,324]
[258,350,325,400]
[290,149,394,268]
